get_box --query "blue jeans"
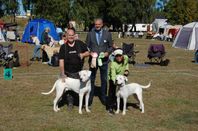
[89,63,108,105]
[33,45,41,58]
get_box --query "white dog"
[115,75,151,115]
[41,70,91,114]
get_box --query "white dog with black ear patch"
[41,70,91,114]
[115,75,151,115]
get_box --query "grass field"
[0,34,198,131]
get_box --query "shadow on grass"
[145,59,170,66]
[57,86,141,112]
[127,103,140,110]
[57,86,105,108]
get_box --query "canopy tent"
[173,22,198,50]
[21,19,60,43]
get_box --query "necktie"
[97,32,101,45]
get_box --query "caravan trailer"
[126,24,152,32]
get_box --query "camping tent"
[163,25,182,38]
[21,19,60,43]
[152,19,167,33]
[0,28,5,42]
[173,22,198,50]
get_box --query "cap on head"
[113,48,123,56]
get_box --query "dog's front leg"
[122,97,127,115]
[115,96,120,114]
[85,92,91,113]
[79,93,83,114]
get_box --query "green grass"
[0,35,198,131]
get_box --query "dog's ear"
[124,76,128,82]
[41,45,45,50]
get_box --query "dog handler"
[59,28,90,110]
[107,48,129,115]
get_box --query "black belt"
[65,71,80,79]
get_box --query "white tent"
[0,28,5,42]
[152,19,167,33]
[173,22,198,50]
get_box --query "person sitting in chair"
[41,28,51,64]
[30,35,41,61]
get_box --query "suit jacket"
[86,28,113,62]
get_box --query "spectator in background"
[65,23,78,40]
[41,27,51,63]
[58,34,67,46]
[68,23,75,32]
[56,26,63,39]
[30,35,41,61]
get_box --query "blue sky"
[155,0,170,9]
[17,0,26,15]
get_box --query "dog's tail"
[140,81,152,89]
[41,81,57,95]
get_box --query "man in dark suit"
[86,18,113,106]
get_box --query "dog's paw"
[54,109,58,112]
[86,109,91,113]
[79,111,83,114]
[122,112,126,115]
[115,110,119,114]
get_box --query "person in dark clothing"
[86,18,113,106]
[41,27,51,63]
[59,28,90,110]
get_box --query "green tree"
[1,0,18,22]
[28,0,70,26]
[164,0,198,25]
[106,0,155,30]
[72,0,99,30]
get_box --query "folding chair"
[0,44,19,68]
[122,43,139,64]
[147,44,166,65]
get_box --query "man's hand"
[79,53,84,60]
[91,52,98,58]
[104,52,109,57]
[60,73,67,82]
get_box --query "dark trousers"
[65,72,80,106]
[65,90,78,106]
[89,63,108,105]
[107,80,117,110]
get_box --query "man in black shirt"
[59,28,89,110]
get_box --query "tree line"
[1,0,198,30]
